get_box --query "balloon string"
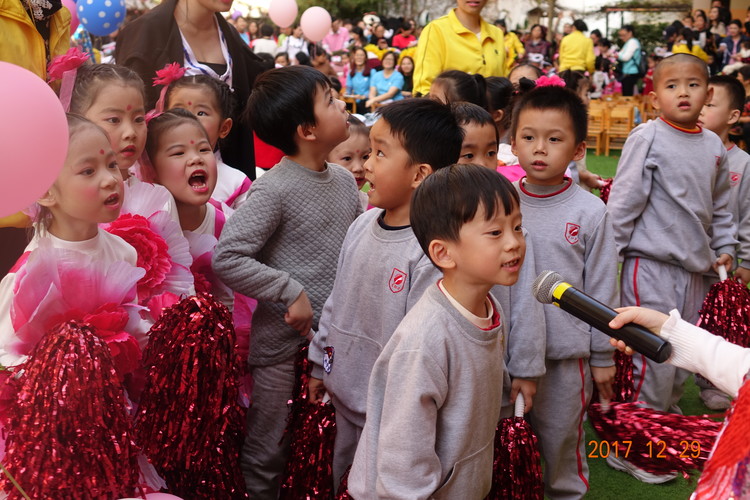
[1,463,30,499]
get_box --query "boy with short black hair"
[213,65,362,497]
[607,54,737,483]
[348,164,525,499]
[453,102,500,170]
[307,98,463,486]
[695,74,750,409]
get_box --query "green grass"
[576,153,714,499]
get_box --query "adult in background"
[413,0,506,96]
[617,24,642,96]
[525,24,552,64]
[115,0,264,179]
[558,19,595,74]
[391,20,417,49]
[718,19,748,68]
[366,51,404,108]
[323,17,349,54]
[495,19,525,72]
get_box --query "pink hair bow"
[149,63,187,118]
[47,47,91,112]
[535,75,567,88]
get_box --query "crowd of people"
[3,0,750,498]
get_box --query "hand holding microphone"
[531,271,672,363]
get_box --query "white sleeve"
[661,309,750,396]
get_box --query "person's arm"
[618,39,637,62]
[606,132,654,258]
[609,307,750,396]
[374,348,445,499]
[735,160,750,284]
[711,152,738,272]
[412,22,445,96]
[367,72,404,106]
[586,38,596,74]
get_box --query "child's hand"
[510,378,537,413]
[285,291,313,337]
[591,365,616,403]
[714,253,733,274]
[735,267,750,287]
[308,377,326,404]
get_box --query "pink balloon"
[300,6,331,42]
[62,0,79,35]
[268,0,298,29]
[0,62,68,219]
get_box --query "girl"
[486,76,514,144]
[165,74,252,208]
[399,55,415,97]
[69,64,147,182]
[279,25,309,65]
[328,115,370,210]
[346,47,372,112]
[673,27,710,62]
[508,63,543,86]
[144,109,234,307]
[365,51,404,108]
[0,115,144,372]
[429,70,488,109]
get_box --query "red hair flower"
[535,75,567,88]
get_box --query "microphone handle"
[557,287,672,363]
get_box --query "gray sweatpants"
[241,353,297,499]
[530,358,593,500]
[621,257,707,412]
[330,399,363,492]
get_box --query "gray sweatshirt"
[213,157,362,366]
[348,284,506,500]
[726,145,750,269]
[607,119,737,272]
[515,179,618,364]
[492,227,546,383]
[308,208,440,425]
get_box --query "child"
[590,57,611,99]
[165,74,252,209]
[486,76,514,144]
[453,102,499,170]
[213,66,362,498]
[347,164,524,498]
[607,53,736,482]
[508,63,543,86]
[429,70,488,109]
[696,75,750,409]
[510,82,619,498]
[307,98,463,486]
[0,115,139,369]
[275,52,290,68]
[328,115,370,211]
[641,54,660,96]
[672,28,710,63]
[722,39,750,74]
[69,64,179,219]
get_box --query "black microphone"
[531,271,672,363]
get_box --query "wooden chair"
[586,106,606,156]
[343,95,358,114]
[604,105,634,156]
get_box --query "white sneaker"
[606,454,678,484]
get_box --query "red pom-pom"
[279,344,337,499]
[598,177,614,205]
[697,275,750,348]
[0,321,142,499]
[588,401,722,478]
[612,350,635,403]
[134,294,247,498]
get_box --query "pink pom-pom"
[535,75,567,88]
[153,63,186,88]
[47,47,90,83]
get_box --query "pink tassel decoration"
[694,378,750,498]
[588,401,722,478]
[279,344,337,499]
[0,321,142,499]
[134,294,247,499]
[485,394,543,500]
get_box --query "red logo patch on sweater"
[565,223,580,245]
[389,268,407,293]
[730,171,742,187]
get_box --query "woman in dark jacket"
[115,0,264,178]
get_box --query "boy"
[348,164,525,498]
[607,54,737,483]
[696,75,750,409]
[213,66,362,498]
[307,98,463,486]
[511,84,619,499]
[453,102,500,170]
